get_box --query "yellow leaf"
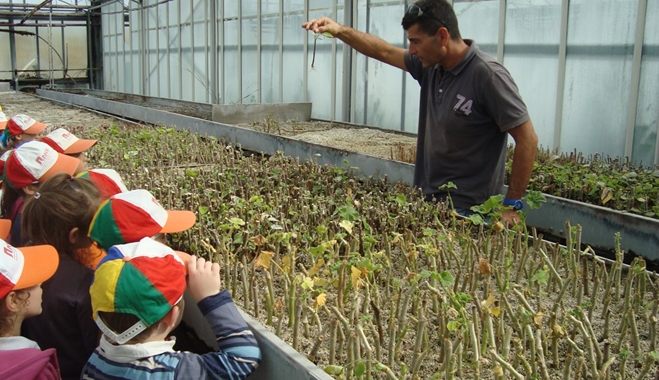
[301,276,314,290]
[552,323,565,337]
[308,258,325,277]
[493,221,504,232]
[282,255,292,273]
[493,365,504,377]
[200,240,217,253]
[351,266,362,289]
[533,312,544,326]
[601,187,613,205]
[250,235,268,246]
[254,251,274,269]
[313,277,330,288]
[314,293,327,309]
[339,220,354,234]
[481,293,496,309]
[491,307,501,317]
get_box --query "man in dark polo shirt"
[302,0,538,226]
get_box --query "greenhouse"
[0,0,658,379]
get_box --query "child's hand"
[187,255,222,302]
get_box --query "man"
[302,0,538,225]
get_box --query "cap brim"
[0,219,10,240]
[14,244,59,290]
[175,251,191,273]
[160,210,196,233]
[64,138,98,155]
[40,152,79,182]
[0,121,6,130]
[23,121,47,135]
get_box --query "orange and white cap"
[0,239,59,299]
[3,141,79,189]
[0,149,12,177]
[40,128,98,155]
[0,112,7,130]
[6,114,47,136]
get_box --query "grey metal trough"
[36,89,659,263]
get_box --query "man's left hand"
[501,209,521,227]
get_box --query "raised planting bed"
[34,89,659,264]
[2,89,659,378]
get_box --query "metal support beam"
[209,0,218,103]
[19,0,53,25]
[330,0,337,120]
[238,0,243,103]
[552,0,569,150]
[496,0,506,63]
[257,0,262,104]
[342,0,353,123]
[624,0,647,160]
[302,0,308,103]
[278,0,283,102]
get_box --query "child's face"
[71,152,89,174]
[23,284,44,318]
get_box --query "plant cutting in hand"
[311,31,334,70]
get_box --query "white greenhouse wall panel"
[100,0,659,165]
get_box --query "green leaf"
[438,270,455,287]
[395,194,407,206]
[447,320,460,331]
[198,206,209,215]
[324,365,344,375]
[525,190,546,209]
[185,169,200,178]
[530,269,549,285]
[467,214,484,225]
[439,181,458,191]
[354,362,366,377]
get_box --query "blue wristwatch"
[503,198,524,210]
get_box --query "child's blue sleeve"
[175,290,261,379]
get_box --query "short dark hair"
[401,0,462,41]
[97,311,159,343]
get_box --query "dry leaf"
[481,293,496,309]
[200,240,217,253]
[533,311,544,326]
[493,221,504,232]
[552,323,565,337]
[250,235,267,246]
[254,251,274,269]
[313,277,330,288]
[282,254,292,273]
[491,306,501,317]
[493,365,504,377]
[601,187,613,205]
[351,266,362,289]
[314,293,327,309]
[308,258,325,277]
[274,297,284,309]
[478,258,491,276]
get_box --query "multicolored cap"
[88,189,196,251]
[76,168,128,199]
[0,238,59,299]
[90,237,189,344]
[0,112,7,130]
[3,141,79,189]
[6,114,47,137]
[40,128,98,155]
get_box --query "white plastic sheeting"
[100,0,659,164]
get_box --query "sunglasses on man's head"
[406,4,448,28]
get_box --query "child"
[0,111,7,131]
[20,173,102,380]
[1,141,80,246]
[0,238,60,380]
[40,128,98,174]
[1,114,47,149]
[83,237,261,379]
[88,188,196,251]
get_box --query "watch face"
[514,200,523,210]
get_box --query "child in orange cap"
[20,173,102,379]
[40,128,98,174]
[0,141,80,246]
[0,115,47,150]
[0,238,60,380]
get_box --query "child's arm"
[175,256,261,379]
